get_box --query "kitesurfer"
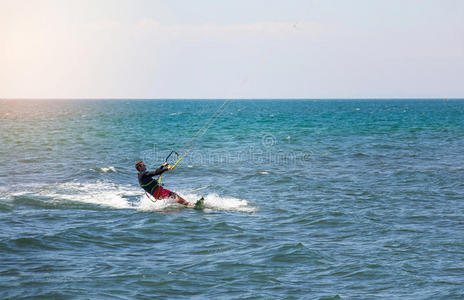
[135,160,193,206]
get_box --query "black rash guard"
[138,165,169,194]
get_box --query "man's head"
[135,161,146,173]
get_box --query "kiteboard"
[193,197,205,210]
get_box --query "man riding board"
[135,160,194,206]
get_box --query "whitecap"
[36,181,138,209]
[188,186,208,192]
[98,166,116,173]
[179,191,256,213]
[6,182,256,213]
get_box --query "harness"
[140,178,158,195]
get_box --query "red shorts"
[153,186,173,199]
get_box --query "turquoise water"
[1,99,464,299]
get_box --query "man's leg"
[172,192,193,206]
[154,187,193,206]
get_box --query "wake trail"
[3,182,256,213]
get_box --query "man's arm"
[145,164,169,177]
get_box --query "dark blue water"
[1,99,464,299]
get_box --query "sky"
[1,0,463,99]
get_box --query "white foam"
[37,182,137,209]
[136,195,180,211]
[178,191,256,213]
[188,186,208,192]
[6,182,256,213]
[135,190,256,213]
[97,166,116,173]
[6,183,45,199]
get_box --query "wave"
[96,166,117,173]
[3,182,255,213]
[179,191,256,213]
[129,189,256,213]
[37,182,138,209]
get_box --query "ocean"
[1,99,463,299]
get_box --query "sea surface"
[1,99,463,299]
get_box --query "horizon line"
[1,97,463,101]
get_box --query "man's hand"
[162,162,172,170]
